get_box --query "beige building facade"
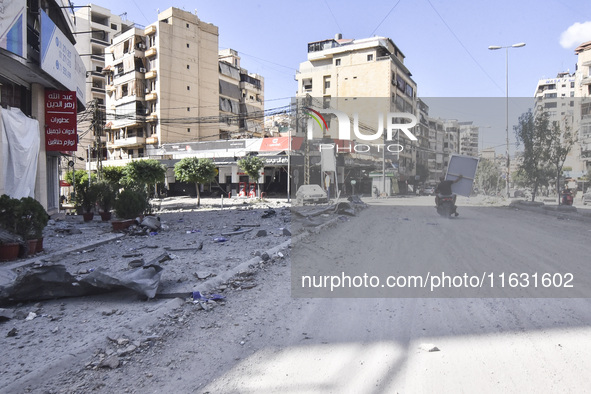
[102,7,220,166]
[295,35,419,188]
[71,4,135,171]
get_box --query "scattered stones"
[0,308,14,321]
[128,259,145,268]
[6,327,18,337]
[98,355,120,369]
[25,312,37,321]
[256,229,268,237]
[282,228,291,236]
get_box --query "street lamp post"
[488,42,525,199]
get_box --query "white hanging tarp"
[0,106,40,198]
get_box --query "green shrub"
[114,189,149,219]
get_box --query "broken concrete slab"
[0,263,164,304]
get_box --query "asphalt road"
[24,198,591,393]
[201,200,591,393]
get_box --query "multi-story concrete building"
[295,34,418,193]
[71,4,135,170]
[102,7,220,165]
[533,72,581,177]
[458,121,479,158]
[1,0,86,212]
[575,41,591,178]
[218,49,264,139]
[427,118,445,181]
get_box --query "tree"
[122,159,166,196]
[475,159,501,195]
[174,157,217,207]
[101,166,125,189]
[237,156,266,197]
[547,118,576,204]
[514,110,554,201]
[65,170,97,204]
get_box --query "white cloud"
[560,21,591,48]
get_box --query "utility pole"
[93,99,103,181]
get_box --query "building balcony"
[582,76,591,86]
[144,25,156,35]
[145,92,157,101]
[107,136,146,149]
[106,85,116,93]
[146,136,158,144]
[145,47,157,57]
[146,113,158,122]
[145,69,157,79]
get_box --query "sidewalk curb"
[1,233,126,271]
[508,201,591,224]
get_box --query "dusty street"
[2,196,591,393]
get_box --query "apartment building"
[534,71,584,177]
[102,7,219,165]
[71,4,135,170]
[218,48,265,139]
[458,121,479,158]
[575,41,591,176]
[295,34,418,193]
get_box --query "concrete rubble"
[0,196,363,392]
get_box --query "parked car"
[295,185,328,205]
[583,191,591,205]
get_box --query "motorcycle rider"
[435,174,463,216]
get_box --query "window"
[187,65,190,69]
[138,148,144,157]
[303,78,312,92]
[367,54,373,61]
[324,76,331,94]
[186,43,190,48]
[111,23,117,30]
[335,59,341,66]
[187,128,191,133]
[187,107,190,111]
[571,82,575,88]
[186,23,190,28]
[187,86,190,90]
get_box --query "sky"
[88,0,591,152]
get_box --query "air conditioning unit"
[138,43,146,49]
[145,88,150,93]
[139,67,147,73]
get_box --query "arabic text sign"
[45,90,77,151]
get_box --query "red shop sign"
[45,90,77,151]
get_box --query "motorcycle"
[436,194,456,218]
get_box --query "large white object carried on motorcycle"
[445,154,479,197]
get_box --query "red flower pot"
[0,243,20,261]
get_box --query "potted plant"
[12,197,49,256]
[112,189,149,231]
[77,183,98,222]
[0,195,22,261]
[95,181,116,221]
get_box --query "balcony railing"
[145,69,157,79]
[107,136,146,148]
